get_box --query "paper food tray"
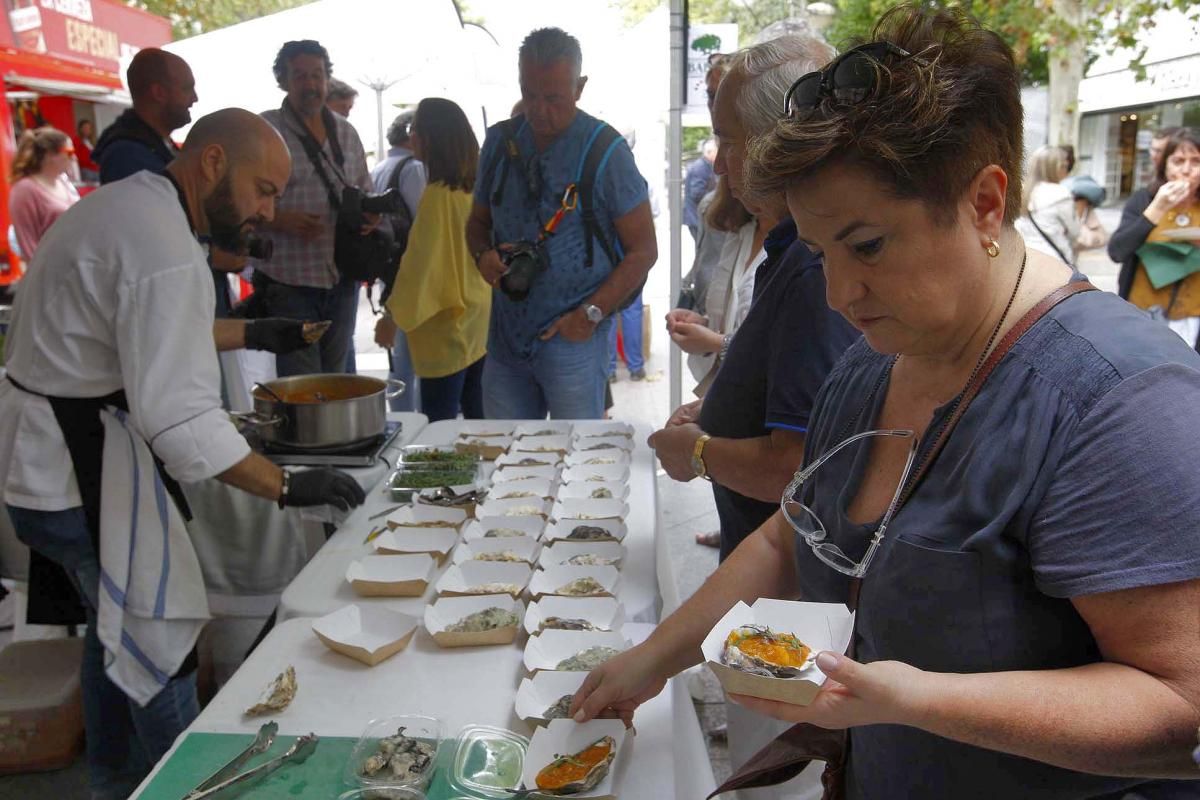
[476,496,553,519]
[452,537,541,566]
[463,515,546,542]
[571,422,634,440]
[561,464,631,485]
[564,450,632,469]
[551,498,629,522]
[312,604,419,667]
[493,464,561,484]
[528,565,620,599]
[345,553,437,597]
[372,527,458,562]
[524,595,625,635]
[512,434,571,456]
[520,719,628,799]
[542,518,627,544]
[490,478,557,501]
[514,670,589,723]
[554,481,629,503]
[537,540,626,570]
[425,594,525,648]
[435,561,533,598]
[702,599,854,705]
[387,505,468,529]
[456,435,514,461]
[523,629,631,672]
[514,421,573,438]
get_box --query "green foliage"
[683,126,712,157]
[615,0,812,46]
[126,0,318,40]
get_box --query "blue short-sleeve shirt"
[476,111,648,363]
[795,285,1200,799]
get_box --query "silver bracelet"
[719,333,733,361]
[277,469,290,509]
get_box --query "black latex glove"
[284,468,366,510]
[244,318,308,354]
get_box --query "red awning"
[0,46,121,92]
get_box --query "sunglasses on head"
[783,41,913,119]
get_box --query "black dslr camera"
[340,187,403,230]
[499,241,548,301]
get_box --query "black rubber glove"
[244,318,308,354]
[284,468,366,511]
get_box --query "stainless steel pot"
[237,374,405,450]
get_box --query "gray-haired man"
[466,27,657,419]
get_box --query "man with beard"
[0,109,366,800]
[251,40,376,376]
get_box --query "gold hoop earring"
[986,239,1000,258]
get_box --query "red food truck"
[0,0,171,290]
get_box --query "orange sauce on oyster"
[726,629,811,668]
[536,737,614,791]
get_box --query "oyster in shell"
[721,625,814,678]
[504,505,544,517]
[538,616,596,632]
[394,520,458,529]
[544,693,575,719]
[497,489,538,500]
[245,665,297,715]
[589,487,613,499]
[361,726,436,782]
[474,550,525,563]
[556,577,607,597]
[556,645,620,671]
[517,457,553,466]
[535,735,617,794]
[584,457,616,465]
[445,606,519,633]
[528,429,559,437]
[583,442,618,451]
[463,582,522,595]
[566,525,611,541]
[484,527,526,538]
[563,553,618,567]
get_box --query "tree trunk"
[1048,0,1085,149]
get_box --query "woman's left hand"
[374,315,398,349]
[729,651,931,730]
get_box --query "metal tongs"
[184,725,319,800]
[419,485,487,508]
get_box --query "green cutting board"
[137,732,470,799]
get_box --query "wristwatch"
[691,433,713,481]
[583,304,604,324]
[719,333,733,361]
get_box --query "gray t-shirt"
[794,286,1200,799]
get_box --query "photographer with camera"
[466,28,656,420]
[252,40,380,377]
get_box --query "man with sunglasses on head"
[647,34,860,799]
[466,27,657,419]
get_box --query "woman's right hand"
[670,322,724,355]
[666,308,707,329]
[1148,180,1195,219]
[569,643,670,725]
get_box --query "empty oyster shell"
[474,550,524,563]
[445,606,519,633]
[566,525,610,541]
[721,625,814,678]
[544,693,575,720]
[245,665,296,716]
[563,553,618,567]
[464,582,522,596]
[535,735,617,794]
[556,577,606,597]
[538,616,596,633]
[484,527,526,538]
[556,646,620,671]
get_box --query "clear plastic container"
[337,788,426,800]
[447,724,529,798]
[345,714,445,793]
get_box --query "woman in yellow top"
[375,98,489,421]
[1111,128,1200,346]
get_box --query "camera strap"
[282,100,350,210]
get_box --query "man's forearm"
[213,319,247,352]
[587,249,655,315]
[465,215,492,259]
[644,513,800,676]
[216,452,284,502]
[705,432,805,503]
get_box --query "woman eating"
[374,98,489,421]
[1110,128,1200,347]
[572,7,1200,798]
[9,127,80,263]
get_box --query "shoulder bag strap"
[282,101,346,209]
[1026,210,1074,267]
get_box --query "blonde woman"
[1015,144,1079,264]
[9,127,79,262]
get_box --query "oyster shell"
[566,525,611,541]
[583,443,618,451]
[445,606,519,633]
[497,489,538,499]
[538,616,596,633]
[360,726,436,782]
[245,665,297,715]
[528,429,559,437]
[589,488,613,499]
[721,625,814,678]
[517,457,553,466]
[534,735,617,794]
[556,646,620,671]
[464,582,522,595]
[556,577,607,597]
[484,527,526,538]
[544,693,575,719]
[563,553,618,567]
[474,550,525,563]
[504,505,544,517]
[394,520,458,528]
[584,457,616,465]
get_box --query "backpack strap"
[481,116,525,208]
[387,155,416,223]
[576,122,624,268]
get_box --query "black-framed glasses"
[783,41,913,119]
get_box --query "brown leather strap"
[895,280,1096,510]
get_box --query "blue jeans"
[261,275,359,376]
[389,328,420,413]
[483,321,611,419]
[422,357,485,422]
[343,283,361,374]
[607,293,645,374]
[7,505,199,800]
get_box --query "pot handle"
[230,411,283,430]
[385,379,407,400]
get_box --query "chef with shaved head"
[0,108,366,799]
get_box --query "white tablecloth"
[278,419,661,624]
[130,619,716,800]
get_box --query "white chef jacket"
[0,171,250,511]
